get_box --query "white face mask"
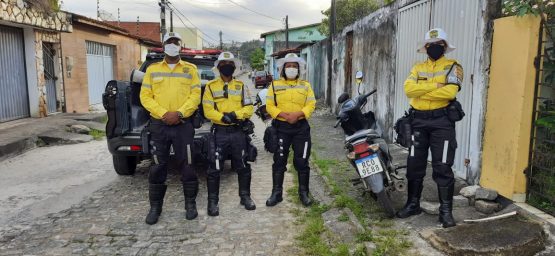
[284,67,299,79]
[164,43,180,57]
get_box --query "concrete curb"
[309,157,372,245]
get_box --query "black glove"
[224,112,238,124]
[221,114,233,124]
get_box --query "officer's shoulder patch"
[182,61,197,70]
[206,79,219,87]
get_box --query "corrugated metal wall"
[432,0,480,178]
[0,25,29,122]
[394,0,481,178]
[86,41,114,105]
[393,1,431,122]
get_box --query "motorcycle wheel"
[376,190,395,218]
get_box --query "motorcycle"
[334,71,406,217]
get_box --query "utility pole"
[285,15,289,49]
[327,0,336,106]
[96,0,100,20]
[160,0,167,40]
[117,8,120,26]
[136,16,140,36]
[170,9,173,32]
[219,31,223,50]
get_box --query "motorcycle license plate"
[354,154,383,178]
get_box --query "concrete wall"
[60,24,142,113]
[480,15,542,201]
[306,2,405,141]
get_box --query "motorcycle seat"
[345,129,381,143]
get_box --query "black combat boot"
[145,184,167,225]
[396,179,424,218]
[438,183,456,228]
[298,171,313,207]
[207,174,220,216]
[238,170,256,210]
[182,181,198,220]
[266,170,284,207]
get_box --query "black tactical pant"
[272,119,311,175]
[149,119,197,184]
[406,115,457,187]
[208,125,251,177]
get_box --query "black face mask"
[426,44,446,61]
[218,64,235,77]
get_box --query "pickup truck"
[102,50,218,175]
[254,70,273,89]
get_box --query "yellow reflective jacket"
[404,56,462,111]
[140,60,202,119]
[266,78,316,121]
[202,77,254,126]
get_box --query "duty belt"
[150,117,191,125]
[212,124,242,133]
[411,108,447,119]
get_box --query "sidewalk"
[0,113,107,162]
[307,102,553,255]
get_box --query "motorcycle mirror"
[355,71,363,86]
[337,92,350,104]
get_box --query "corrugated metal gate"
[394,0,481,179]
[43,43,58,113]
[86,41,114,105]
[0,25,29,122]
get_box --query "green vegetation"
[502,0,554,17]
[89,129,106,140]
[249,48,265,71]
[319,0,379,36]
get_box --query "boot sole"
[265,198,283,207]
[396,209,422,219]
[240,201,256,210]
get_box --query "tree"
[318,0,379,36]
[249,48,265,71]
[239,39,263,65]
[27,0,60,13]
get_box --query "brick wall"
[60,24,142,113]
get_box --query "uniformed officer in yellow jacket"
[396,28,463,228]
[140,32,201,225]
[202,52,255,216]
[265,53,316,207]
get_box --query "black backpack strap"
[271,80,277,106]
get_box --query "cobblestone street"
[0,73,303,255]
[0,119,301,256]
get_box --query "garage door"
[0,25,29,122]
[86,41,114,105]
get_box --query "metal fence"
[527,17,555,216]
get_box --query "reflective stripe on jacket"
[404,56,462,111]
[140,60,202,119]
[202,77,254,126]
[266,78,316,121]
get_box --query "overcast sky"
[61,0,330,45]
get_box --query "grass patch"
[99,115,108,124]
[89,129,106,140]
[356,230,373,242]
[310,145,414,256]
[337,213,349,222]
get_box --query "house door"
[86,41,114,106]
[0,25,29,122]
[43,43,58,113]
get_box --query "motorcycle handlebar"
[363,89,377,98]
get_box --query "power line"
[225,0,281,22]
[176,0,280,29]
[167,2,219,43]
[167,5,218,46]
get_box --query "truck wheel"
[113,155,137,175]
